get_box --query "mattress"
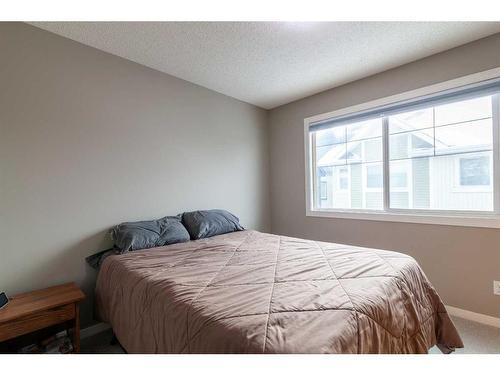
[95,230,463,353]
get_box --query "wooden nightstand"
[0,283,85,353]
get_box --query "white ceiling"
[30,22,500,109]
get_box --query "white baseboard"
[81,322,111,340]
[446,305,500,329]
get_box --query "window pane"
[314,163,384,210]
[435,96,492,126]
[339,167,349,190]
[411,133,434,156]
[347,118,382,141]
[313,119,383,211]
[390,160,409,188]
[316,143,346,166]
[386,94,494,212]
[320,181,328,200]
[312,93,494,213]
[365,192,383,209]
[389,130,434,160]
[411,158,431,209]
[434,119,492,156]
[390,192,410,209]
[345,141,362,164]
[315,126,346,147]
[347,138,382,164]
[366,163,383,189]
[364,138,383,162]
[315,165,351,209]
[389,153,493,211]
[389,160,411,209]
[389,108,433,134]
[389,133,409,159]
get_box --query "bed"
[95,230,463,353]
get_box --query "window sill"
[306,209,500,228]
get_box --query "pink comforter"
[95,230,463,353]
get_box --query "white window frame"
[304,67,500,228]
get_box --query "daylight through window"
[308,82,500,216]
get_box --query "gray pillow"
[111,215,190,252]
[182,209,244,240]
[85,247,118,270]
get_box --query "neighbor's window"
[338,166,349,190]
[320,181,328,200]
[308,81,500,217]
[459,155,490,186]
[456,153,492,190]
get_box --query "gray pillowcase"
[85,247,118,270]
[182,209,244,240]
[111,215,190,253]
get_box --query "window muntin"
[309,91,499,215]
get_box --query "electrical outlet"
[494,281,500,296]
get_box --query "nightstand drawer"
[0,303,75,342]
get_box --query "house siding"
[412,158,430,208]
[429,154,492,210]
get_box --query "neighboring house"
[315,104,493,211]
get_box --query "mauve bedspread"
[95,230,463,353]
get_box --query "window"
[305,72,500,227]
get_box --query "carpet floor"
[80,316,500,354]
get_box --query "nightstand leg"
[73,303,80,353]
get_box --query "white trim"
[493,94,500,212]
[306,209,500,228]
[382,117,390,210]
[446,305,500,329]
[304,67,500,228]
[80,322,110,340]
[304,128,314,212]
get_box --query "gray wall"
[269,33,500,319]
[2,22,500,329]
[0,23,270,326]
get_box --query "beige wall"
[0,23,270,326]
[269,33,500,319]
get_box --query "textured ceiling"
[30,22,500,109]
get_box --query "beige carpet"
[429,316,500,354]
[80,316,500,354]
